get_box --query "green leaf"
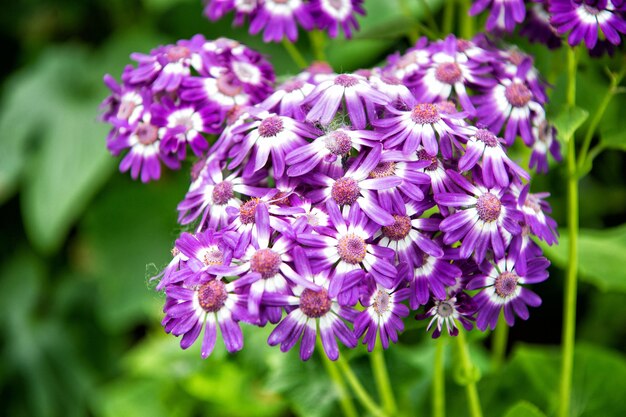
[552,106,589,140]
[600,128,626,152]
[503,401,546,417]
[541,224,626,292]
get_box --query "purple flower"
[404,247,462,308]
[249,0,314,42]
[260,78,315,119]
[529,117,562,173]
[419,292,475,338]
[512,182,559,246]
[468,256,550,330]
[354,278,410,350]
[520,2,564,49]
[549,0,626,49]
[436,170,523,262]
[303,73,390,129]
[265,247,357,360]
[310,0,365,38]
[470,0,527,32]
[162,274,248,358]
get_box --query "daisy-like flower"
[260,78,315,120]
[468,256,550,330]
[228,45,276,102]
[512,182,559,246]
[286,128,381,177]
[376,102,471,156]
[249,0,314,42]
[298,202,397,297]
[151,98,223,160]
[404,247,462,308]
[304,145,401,226]
[161,273,248,358]
[385,37,430,81]
[154,246,189,290]
[529,117,562,173]
[228,110,320,177]
[177,159,266,229]
[354,277,410,351]
[303,73,390,129]
[520,2,564,49]
[473,70,546,147]
[435,170,523,262]
[310,0,365,38]
[265,247,357,360]
[368,69,415,110]
[180,69,251,113]
[469,0,527,32]
[549,0,626,49]
[415,147,457,196]
[419,292,475,338]
[172,229,232,285]
[410,35,495,115]
[458,128,529,188]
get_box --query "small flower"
[469,0,527,32]
[520,2,564,49]
[419,292,475,338]
[261,78,315,119]
[529,117,562,173]
[310,0,365,38]
[249,0,314,42]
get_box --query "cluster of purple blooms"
[203,0,365,41]
[472,0,626,53]
[102,33,560,360]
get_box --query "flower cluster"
[203,0,366,41]
[471,0,626,53]
[129,34,560,361]
[101,35,275,182]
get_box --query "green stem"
[459,0,474,39]
[433,336,446,417]
[442,0,455,35]
[558,47,579,417]
[371,343,397,416]
[337,356,388,417]
[491,313,509,371]
[308,30,327,62]
[418,0,441,34]
[456,330,483,417]
[281,39,308,69]
[576,69,624,174]
[398,0,419,43]
[320,348,358,417]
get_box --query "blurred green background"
[1,1,625,416]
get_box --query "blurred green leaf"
[541,224,626,292]
[503,401,546,417]
[142,0,194,13]
[600,128,626,152]
[552,106,588,141]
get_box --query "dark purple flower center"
[239,198,260,224]
[436,300,455,318]
[436,101,457,114]
[369,161,396,178]
[337,234,367,264]
[309,61,334,75]
[136,122,159,145]
[372,290,391,315]
[202,247,224,266]
[494,272,519,298]
[327,0,345,10]
[117,99,137,120]
[331,177,360,205]
[250,248,282,279]
[581,4,601,15]
[212,181,234,205]
[435,62,463,84]
[197,279,228,313]
[325,131,352,156]
[381,74,402,85]
[508,50,525,66]
[335,74,359,87]
[476,193,502,222]
[166,46,191,62]
[381,215,412,240]
[417,149,439,171]
[282,79,305,93]
[475,129,499,147]
[411,103,440,124]
[505,82,532,107]
[300,288,332,318]
[524,195,542,213]
[217,73,243,97]
[258,116,284,137]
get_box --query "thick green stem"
[308,30,327,62]
[491,313,509,370]
[433,336,446,417]
[319,345,358,417]
[558,47,579,417]
[456,330,483,417]
[336,356,388,417]
[398,0,419,43]
[459,0,474,39]
[442,0,455,35]
[371,343,397,416]
[576,70,624,173]
[281,39,308,69]
[418,0,440,34]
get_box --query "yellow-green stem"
[456,330,483,417]
[459,0,474,39]
[398,0,419,43]
[558,46,579,417]
[442,0,455,35]
[371,343,397,416]
[308,30,327,62]
[281,39,308,69]
[491,313,509,370]
[433,336,446,417]
[337,356,388,417]
[319,344,358,417]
